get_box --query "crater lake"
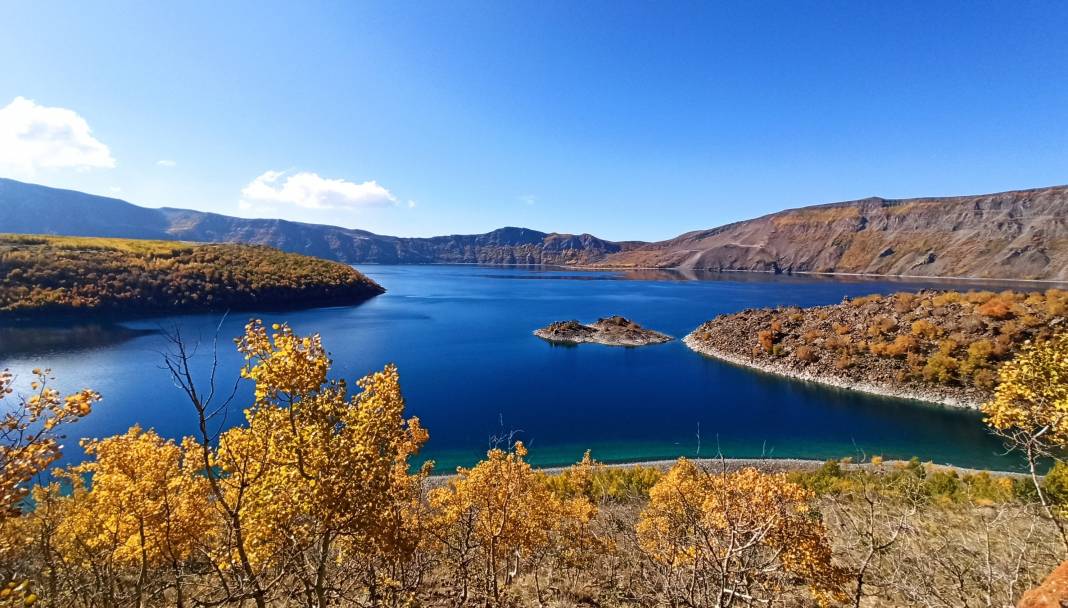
[0,265,1030,472]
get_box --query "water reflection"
[0,322,158,359]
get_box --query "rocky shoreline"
[534,316,672,347]
[682,332,981,409]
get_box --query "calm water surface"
[0,266,1028,472]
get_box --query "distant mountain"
[3,178,1068,280]
[0,178,633,265]
[601,185,1068,281]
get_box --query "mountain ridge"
[2,177,1067,280]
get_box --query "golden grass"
[0,233,195,256]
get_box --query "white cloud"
[109,186,122,193]
[0,96,115,175]
[240,170,397,210]
[519,194,537,206]
[156,159,176,167]
[407,200,417,209]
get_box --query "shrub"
[850,294,882,307]
[960,339,994,378]
[978,297,1014,319]
[795,345,818,363]
[923,351,959,384]
[972,369,997,389]
[911,319,942,340]
[931,292,962,307]
[1043,461,1068,507]
[923,469,962,499]
[884,335,918,357]
[758,330,776,353]
[893,293,916,314]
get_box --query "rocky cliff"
[603,186,1068,281]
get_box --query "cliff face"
[603,186,1068,281]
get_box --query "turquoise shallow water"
[0,265,1033,472]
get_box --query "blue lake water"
[0,265,1029,472]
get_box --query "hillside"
[4,178,1068,280]
[603,185,1068,280]
[0,234,384,317]
[685,289,1068,407]
[0,178,630,266]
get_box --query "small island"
[534,316,672,346]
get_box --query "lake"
[0,265,1027,472]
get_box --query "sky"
[1,2,1067,241]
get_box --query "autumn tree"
[0,368,96,606]
[74,426,214,608]
[165,320,430,607]
[636,459,845,607]
[0,368,97,519]
[982,332,1068,553]
[428,442,599,605]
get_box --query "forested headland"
[2,319,1068,607]
[0,234,384,318]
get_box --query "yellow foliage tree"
[223,320,430,606]
[0,368,97,519]
[982,332,1068,553]
[637,460,845,607]
[428,442,599,605]
[74,426,214,608]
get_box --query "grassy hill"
[0,234,384,317]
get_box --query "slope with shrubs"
[0,234,384,317]
[686,288,1068,407]
[1,321,1067,607]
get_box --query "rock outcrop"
[534,316,672,346]
[1018,561,1068,608]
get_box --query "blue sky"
[1,2,1066,241]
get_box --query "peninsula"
[685,289,1067,408]
[0,234,384,318]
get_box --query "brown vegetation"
[688,289,1068,406]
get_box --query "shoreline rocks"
[534,316,672,347]
[682,332,981,409]
[681,290,1067,411]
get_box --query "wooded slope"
[0,234,384,317]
